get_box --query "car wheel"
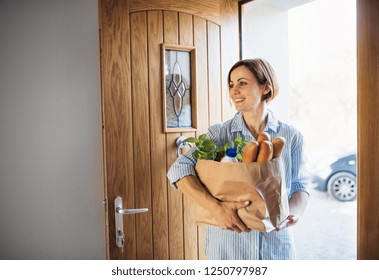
[327,171,357,201]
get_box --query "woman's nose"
[230,87,240,95]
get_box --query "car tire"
[327,171,357,202]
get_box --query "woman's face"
[229,65,267,112]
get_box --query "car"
[310,152,357,202]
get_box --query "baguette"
[257,132,270,143]
[272,137,286,158]
[256,140,273,162]
[242,141,259,163]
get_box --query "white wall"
[241,1,291,122]
[0,0,105,259]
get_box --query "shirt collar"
[266,109,279,133]
[231,109,280,135]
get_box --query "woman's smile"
[234,98,245,104]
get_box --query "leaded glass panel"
[164,49,192,128]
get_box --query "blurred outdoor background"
[242,0,357,259]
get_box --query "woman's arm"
[276,191,309,230]
[287,191,309,227]
[176,175,251,233]
[289,191,309,217]
[278,130,310,230]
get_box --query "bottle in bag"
[221,148,238,163]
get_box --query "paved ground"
[292,187,357,260]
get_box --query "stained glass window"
[162,45,196,132]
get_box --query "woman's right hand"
[176,176,251,233]
[211,200,251,233]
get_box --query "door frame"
[356,0,379,260]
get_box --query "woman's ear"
[263,83,271,94]
[261,84,272,101]
[261,83,270,96]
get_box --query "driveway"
[292,187,357,260]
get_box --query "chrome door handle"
[176,136,193,158]
[114,196,148,248]
[116,207,148,215]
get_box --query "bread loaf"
[272,137,286,158]
[242,141,259,163]
[257,132,270,143]
[256,140,273,162]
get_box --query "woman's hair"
[227,58,279,102]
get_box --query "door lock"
[114,196,148,248]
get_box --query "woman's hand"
[176,176,251,233]
[276,191,308,231]
[275,214,299,231]
[211,200,251,233]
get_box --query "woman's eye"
[229,81,247,89]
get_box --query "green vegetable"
[182,134,218,160]
[182,134,248,161]
[220,137,248,161]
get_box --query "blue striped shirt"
[167,110,310,260]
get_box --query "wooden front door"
[99,0,239,260]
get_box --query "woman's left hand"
[276,191,309,231]
[275,214,299,231]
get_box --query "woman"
[167,58,309,260]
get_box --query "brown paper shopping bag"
[194,158,289,232]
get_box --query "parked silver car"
[310,152,357,201]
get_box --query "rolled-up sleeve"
[167,124,224,190]
[289,132,310,198]
[166,145,198,190]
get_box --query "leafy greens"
[182,134,248,161]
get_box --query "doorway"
[100,0,379,260]
[240,0,357,259]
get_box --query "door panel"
[129,0,221,25]
[208,21,222,126]
[178,12,198,260]
[163,10,184,260]
[100,0,239,260]
[130,11,153,260]
[148,10,169,260]
[193,17,209,132]
[100,0,135,259]
[167,133,184,259]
